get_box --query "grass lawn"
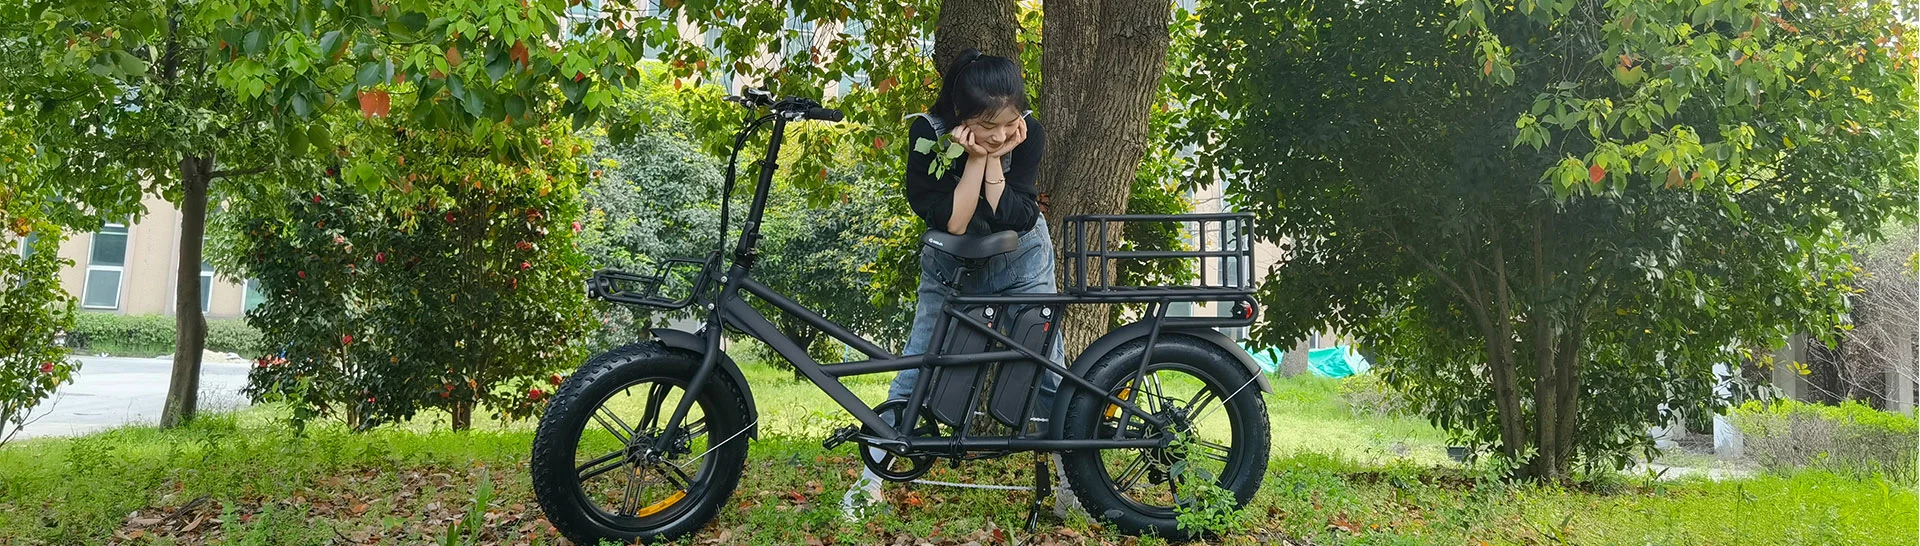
[0,361,1911,545]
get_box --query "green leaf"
[446,76,467,103]
[287,125,310,155]
[319,30,345,59]
[308,123,332,152]
[115,51,147,77]
[912,137,934,154]
[243,30,266,55]
[398,13,428,31]
[291,93,312,117]
[486,50,512,82]
[355,62,384,87]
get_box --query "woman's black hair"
[929,48,1030,125]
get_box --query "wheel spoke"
[682,417,708,440]
[1190,439,1232,463]
[577,449,628,482]
[594,406,635,445]
[655,460,696,490]
[619,462,645,516]
[1145,373,1168,415]
[638,382,672,433]
[1112,451,1154,491]
[1183,390,1219,422]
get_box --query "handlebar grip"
[804,107,844,122]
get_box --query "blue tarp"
[1308,345,1372,378]
[1240,343,1284,374]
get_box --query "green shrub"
[66,313,261,357]
[1337,373,1415,418]
[2,227,78,445]
[205,319,263,356]
[1731,399,1918,479]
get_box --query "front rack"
[587,253,718,311]
[1061,212,1256,296]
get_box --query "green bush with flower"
[222,125,593,431]
[0,224,77,445]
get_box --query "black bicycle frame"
[649,106,1248,457]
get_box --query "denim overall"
[885,214,1067,412]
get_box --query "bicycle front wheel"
[1058,336,1270,539]
[531,342,751,544]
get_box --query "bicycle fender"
[1047,322,1272,438]
[650,327,759,439]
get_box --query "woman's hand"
[952,126,994,159]
[987,117,1028,158]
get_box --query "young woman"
[842,48,1076,519]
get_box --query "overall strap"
[904,112,949,135]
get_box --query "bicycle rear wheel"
[1058,336,1269,539]
[531,342,751,544]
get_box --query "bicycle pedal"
[822,425,859,450]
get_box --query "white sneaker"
[840,467,886,523]
[1049,453,1086,520]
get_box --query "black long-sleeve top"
[902,114,1047,235]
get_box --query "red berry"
[445,212,456,223]
[519,261,531,270]
[516,241,532,252]
[528,388,544,400]
[297,270,307,279]
[375,252,387,264]
[312,194,323,203]
[548,373,563,385]
[40,362,55,374]
[571,221,582,233]
[367,396,377,403]
[342,334,354,346]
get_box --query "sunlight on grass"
[3,356,1912,545]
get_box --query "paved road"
[10,356,252,440]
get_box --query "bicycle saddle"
[921,229,1020,260]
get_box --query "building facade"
[18,193,258,320]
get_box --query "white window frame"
[200,260,215,314]
[83,223,129,310]
[243,278,267,312]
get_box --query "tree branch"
[207,166,268,180]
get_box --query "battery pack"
[988,306,1055,427]
[926,306,996,427]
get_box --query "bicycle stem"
[659,114,791,453]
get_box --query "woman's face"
[963,106,1022,149]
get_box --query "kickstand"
[1024,452,1052,537]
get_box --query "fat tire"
[1058,336,1270,540]
[531,341,751,544]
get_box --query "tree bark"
[933,0,1021,72]
[452,400,473,431]
[1528,216,1561,480]
[1037,0,1173,357]
[1483,239,1526,465]
[1552,319,1584,475]
[160,154,212,428]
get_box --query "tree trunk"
[452,400,473,431]
[934,0,1021,72]
[160,155,212,429]
[1037,0,1173,357]
[1552,321,1584,476]
[1527,216,1562,480]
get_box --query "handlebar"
[802,107,844,122]
[723,89,842,123]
